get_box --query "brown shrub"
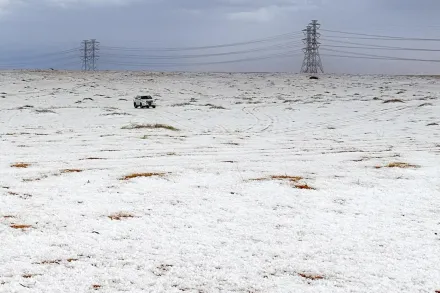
[270,175,303,182]
[376,162,419,169]
[10,224,32,229]
[22,274,34,279]
[61,169,83,173]
[11,163,31,168]
[298,273,324,280]
[120,172,166,180]
[249,175,315,189]
[108,212,135,221]
[388,162,418,168]
[250,175,303,182]
[294,184,315,190]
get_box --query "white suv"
[133,95,156,108]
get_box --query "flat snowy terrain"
[0,70,439,293]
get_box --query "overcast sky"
[0,0,439,74]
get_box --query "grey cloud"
[158,0,321,13]
[0,0,439,74]
[369,0,440,10]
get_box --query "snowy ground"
[0,70,439,293]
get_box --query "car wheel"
[134,102,138,108]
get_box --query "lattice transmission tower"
[300,20,324,74]
[80,39,100,71]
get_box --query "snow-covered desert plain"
[0,70,439,293]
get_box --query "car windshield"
[141,96,152,99]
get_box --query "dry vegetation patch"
[22,274,35,279]
[375,162,420,169]
[270,175,303,182]
[120,172,166,180]
[82,157,105,160]
[249,175,315,190]
[298,272,324,280]
[39,260,61,265]
[152,264,174,277]
[23,175,49,182]
[121,123,179,131]
[383,99,404,104]
[61,169,83,173]
[22,274,42,279]
[108,212,135,221]
[205,103,227,109]
[294,184,315,190]
[10,224,32,229]
[11,163,31,168]
[35,109,56,114]
[36,258,77,265]
[250,175,303,183]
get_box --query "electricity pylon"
[80,39,100,71]
[301,20,324,74]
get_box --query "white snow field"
[0,70,439,293]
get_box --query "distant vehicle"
[133,95,156,108]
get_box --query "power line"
[322,53,440,63]
[321,47,405,58]
[322,29,440,41]
[322,44,440,52]
[321,38,440,51]
[100,41,304,60]
[0,54,78,67]
[0,58,80,69]
[321,47,440,62]
[100,31,303,52]
[97,31,305,70]
[0,49,79,64]
[0,31,304,70]
[100,49,304,68]
[3,25,440,71]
